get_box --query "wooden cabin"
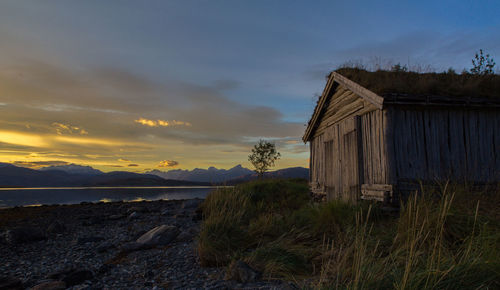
[303,69,500,204]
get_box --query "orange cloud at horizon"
[158,160,179,167]
[135,118,192,127]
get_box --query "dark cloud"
[158,160,179,167]
[128,164,139,167]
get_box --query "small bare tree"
[470,49,496,75]
[248,140,281,178]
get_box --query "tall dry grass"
[316,184,499,289]
[197,179,499,289]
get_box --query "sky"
[0,0,499,172]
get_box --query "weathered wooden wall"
[389,107,500,186]
[309,84,379,201]
[360,110,390,185]
[309,79,500,203]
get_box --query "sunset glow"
[0,1,497,173]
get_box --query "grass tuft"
[198,179,500,289]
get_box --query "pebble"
[0,200,292,289]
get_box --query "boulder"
[0,276,22,290]
[120,242,144,252]
[225,261,261,283]
[32,280,66,290]
[132,230,148,240]
[5,227,46,244]
[46,221,66,234]
[136,225,180,247]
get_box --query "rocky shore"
[0,199,294,289]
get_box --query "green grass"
[197,179,500,289]
[335,67,500,99]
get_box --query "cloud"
[128,163,139,167]
[0,130,49,148]
[11,160,69,169]
[327,30,500,72]
[0,59,305,171]
[213,79,240,90]
[158,160,179,167]
[52,122,88,135]
[118,158,131,162]
[135,118,192,127]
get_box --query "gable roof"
[303,69,500,142]
[302,71,384,142]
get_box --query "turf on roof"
[334,68,500,99]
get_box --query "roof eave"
[302,71,385,142]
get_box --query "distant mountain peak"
[0,162,15,168]
[145,165,253,183]
[39,164,103,175]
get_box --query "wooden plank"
[495,113,500,179]
[372,111,381,183]
[361,184,393,191]
[314,103,377,137]
[377,110,386,183]
[361,183,393,202]
[468,111,479,181]
[323,90,354,117]
[449,109,466,179]
[322,93,361,123]
[393,110,403,180]
[415,110,428,180]
[361,195,385,202]
[356,116,364,192]
[424,110,438,179]
[332,72,384,109]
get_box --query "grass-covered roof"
[334,68,500,99]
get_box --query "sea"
[0,186,222,208]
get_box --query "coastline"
[0,199,287,289]
[0,186,229,209]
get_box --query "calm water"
[0,186,221,208]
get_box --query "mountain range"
[146,165,309,184]
[0,163,309,187]
[145,165,253,183]
[0,163,208,187]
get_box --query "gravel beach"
[0,199,294,289]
